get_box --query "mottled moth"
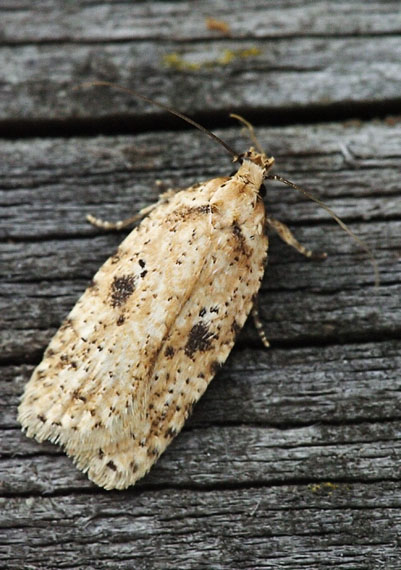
[18,82,377,490]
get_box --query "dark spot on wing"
[232,222,242,238]
[106,460,117,471]
[165,345,175,358]
[210,360,223,375]
[165,426,177,439]
[111,250,121,264]
[196,204,211,214]
[185,322,214,358]
[110,274,137,307]
[117,315,125,326]
[59,318,73,332]
[73,389,87,403]
[165,204,212,224]
[147,447,159,458]
[57,353,73,370]
[232,222,248,255]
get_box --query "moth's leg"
[254,217,326,347]
[266,216,327,260]
[87,189,176,231]
[252,305,270,348]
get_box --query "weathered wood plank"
[3,416,401,493]
[2,0,401,43]
[2,483,401,569]
[1,122,400,240]
[1,35,401,122]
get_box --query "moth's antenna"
[77,81,239,160]
[267,173,380,287]
[230,113,265,155]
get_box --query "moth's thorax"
[210,149,273,227]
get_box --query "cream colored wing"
[19,174,268,489]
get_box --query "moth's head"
[237,147,275,177]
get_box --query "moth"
[18,83,376,490]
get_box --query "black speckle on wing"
[110,275,137,308]
[185,322,214,358]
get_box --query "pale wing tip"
[18,405,63,445]
[18,397,160,490]
[18,413,147,490]
[72,452,151,490]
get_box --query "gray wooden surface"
[1,2,401,569]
